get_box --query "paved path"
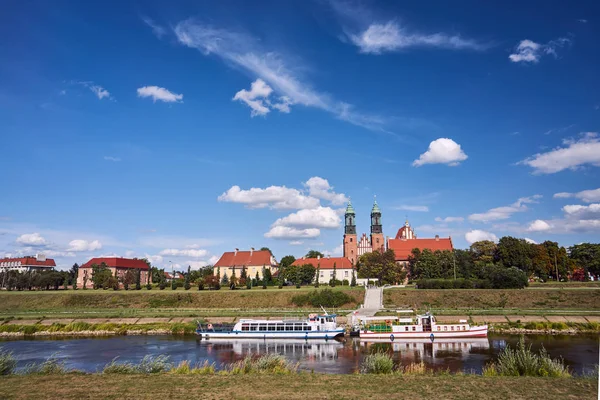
[354,286,382,317]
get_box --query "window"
[350,238,352,242]
[259,324,267,331]
[405,327,408,332]
[295,324,303,331]
[444,326,447,331]
[241,324,249,331]
[320,273,323,277]
[286,324,294,331]
[412,326,416,331]
[451,326,454,331]
[462,326,466,331]
[267,324,276,330]
[344,271,348,277]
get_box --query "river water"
[1,334,597,375]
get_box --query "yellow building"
[213,248,278,279]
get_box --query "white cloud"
[264,226,320,239]
[553,188,600,203]
[395,205,429,212]
[173,19,390,134]
[412,138,468,167]
[509,37,571,63]
[272,207,341,229]
[325,244,344,256]
[74,81,112,100]
[67,239,102,252]
[233,79,292,117]
[465,230,498,244]
[435,216,464,223]
[469,195,542,222]
[159,248,209,258]
[519,133,600,174]
[289,240,304,245]
[137,86,183,103]
[16,233,47,246]
[524,238,538,244]
[562,204,600,220]
[527,219,551,232]
[303,177,348,205]
[142,16,167,38]
[348,21,486,54]
[104,156,121,162]
[218,185,320,210]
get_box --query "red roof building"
[78,257,151,289]
[0,255,56,272]
[213,248,277,280]
[387,221,453,263]
[292,256,354,284]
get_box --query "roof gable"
[291,257,353,270]
[388,237,453,261]
[82,257,150,270]
[214,250,275,267]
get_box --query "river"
[1,334,597,375]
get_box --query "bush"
[360,352,394,374]
[146,283,152,290]
[415,272,526,290]
[342,279,349,286]
[24,354,69,375]
[329,279,342,287]
[0,348,16,375]
[198,282,204,290]
[159,282,166,290]
[184,282,191,290]
[291,289,355,308]
[483,337,570,377]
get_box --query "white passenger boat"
[196,313,345,340]
[352,312,487,340]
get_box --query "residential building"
[292,255,354,284]
[387,220,454,268]
[77,257,150,289]
[0,254,55,273]
[213,248,277,279]
[164,271,185,281]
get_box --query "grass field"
[384,288,600,313]
[0,374,596,399]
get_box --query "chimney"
[235,248,239,255]
[435,235,439,241]
[317,255,320,260]
[250,247,254,256]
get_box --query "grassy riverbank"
[384,288,600,312]
[0,374,596,399]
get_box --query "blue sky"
[1,0,599,270]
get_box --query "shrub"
[159,282,166,290]
[146,283,152,290]
[198,282,204,290]
[137,355,173,373]
[484,336,570,377]
[24,354,69,375]
[184,282,191,290]
[360,353,394,374]
[291,289,355,308]
[103,358,137,374]
[342,279,349,286]
[0,348,16,375]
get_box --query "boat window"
[250,324,258,331]
[462,326,466,331]
[444,326,447,331]
[286,324,294,331]
[295,324,303,331]
[303,324,310,331]
[412,326,416,331]
[241,324,249,331]
[267,324,276,330]
[259,324,267,331]
[405,327,408,332]
[321,319,324,324]
[451,326,454,331]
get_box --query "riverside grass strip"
[0,374,596,400]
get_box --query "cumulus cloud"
[412,138,468,167]
[395,205,429,212]
[137,86,183,103]
[303,177,348,205]
[527,219,551,232]
[469,195,542,222]
[233,79,292,117]
[435,216,464,223]
[524,238,538,244]
[67,239,102,252]
[518,133,600,174]
[465,230,498,244]
[159,248,209,258]
[553,188,600,203]
[218,185,320,210]
[272,207,341,229]
[16,233,47,246]
[264,226,320,239]
[562,204,600,220]
[509,37,571,63]
[348,21,486,54]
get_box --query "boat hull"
[197,329,345,340]
[359,326,488,340]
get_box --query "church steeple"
[344,199,356,235]
[370,196,382,234]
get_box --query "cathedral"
[343,198,453,266]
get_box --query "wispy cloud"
[103,156,121,162]
[469,195,542,222]
[142,16,167,38]
[73,81,112,100]
[394,205,429,212]
[172,19,393,135]
[137,86,183,103]
[509,37,572,64]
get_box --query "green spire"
[371,196,381,214]
[345,199,355,215]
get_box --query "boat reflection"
[359,338,490,362]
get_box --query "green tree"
[359,249,405,285]
[184,266,191,290]
[69,263,79,285]
[260,247,273,256]
[221,273,229,286]
[470,240,497,264]
[171,273,177,290]
[263,266,272,284]
[122,269,136,290]
[240,266,247,280]
[91,263,112,289]
[351,270,356,287]
[495,236,533,275]
[229,268,238,290]
[135,269,142,290]
[569,243,600,279]
[330,262,337,287]
[305,250,325,259]
[315,264,320,288]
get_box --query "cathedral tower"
[370,198,384,253]
[343,200,358,265]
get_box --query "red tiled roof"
[214,250,274,267]
[291,257,353,270]
[387,237,453,261]
[395,226,413,239]
[0,256,56,267]
[81,257,150,270]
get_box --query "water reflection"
[0,334,596,375]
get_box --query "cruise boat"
[352,312,487,340]
[196,313,345,340]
